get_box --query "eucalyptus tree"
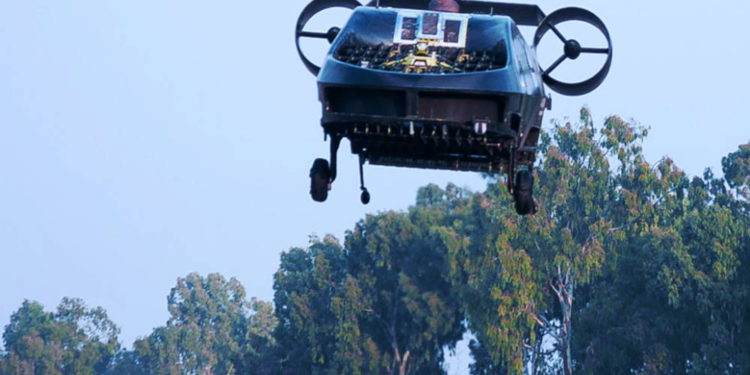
[443,112,750,374]
[437,108,745,374]
[438,109,626,374]
[275,124,748,374]
[568,137,750,374]
[0,298,120,375]
[722,142,750,209]
[132,273,275,375]
[273,207,466,375]
[343,208,465,375]
[273,236,351,375]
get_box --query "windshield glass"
[333,8,509,74]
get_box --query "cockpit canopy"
[332,7,514,74]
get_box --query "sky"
[1,0,748,369]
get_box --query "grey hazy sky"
[1,0,748,366]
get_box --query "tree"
[570,141,750,374]
[273,236,351,375]
[105,350,149,375]
[245,299,277,375]
[439,109,620,374]
[1,298,120,375]
[343,209,465,375]
[273,208,466,375]
[132,273,276,375]
[435,110,749,374]
[722,142,750,197]
[271,123,749,374]
[677,142,750,374]
[722,142,750,214]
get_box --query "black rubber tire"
[360,189,370,205]
[513,170,537,215]
[310,158,331,202]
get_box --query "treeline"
[2,109,749,374]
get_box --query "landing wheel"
[310,158,331,202]
[360,189,370,205]
[513,170,537,215]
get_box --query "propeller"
[533,7,612,96]
[296,0,361,76]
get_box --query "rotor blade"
[547,21,567,43]
[295,0,361,76]
[544,54,566,75]
[581,47,610,54]
[535,7,613,96]
[299,31,329,38]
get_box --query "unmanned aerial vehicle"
[295,0,612,214]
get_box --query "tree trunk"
[390,345,411,375]
[552,266,574,375]
[561,280,573,375]
[399,350,410,375]
[528,335,543,375]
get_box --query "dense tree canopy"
[273,236,350,375]
[2,110,748,375]
[0,298,119,375]
[431,111,750,374]
[127,273,276,375]
[271,111,747,375]
[273,208,465,375]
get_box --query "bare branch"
[524,343,557,356]
[550,280,563,301]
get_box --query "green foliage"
[104,350,149,375]
[269,114,748,375]
[273,236,350,375]
[345,209,465,375]
[431,110,749,374]
[722,142,750,197]
[3,110,747,375]
[569,137,749,375]
[0,298,120,375]
[131,273,276,375]
[436,109,623,374]
[0,276,276,375]
[273,207,465,375]
[467,339,506,375]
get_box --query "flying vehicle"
[295,0,612,214]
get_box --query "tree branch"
[523,343,557,356]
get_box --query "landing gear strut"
[309,135,370,204]
[359,154,370,205]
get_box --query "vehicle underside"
[322,87,539,174]
[312,83,542,214]
[296,0,613,215]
